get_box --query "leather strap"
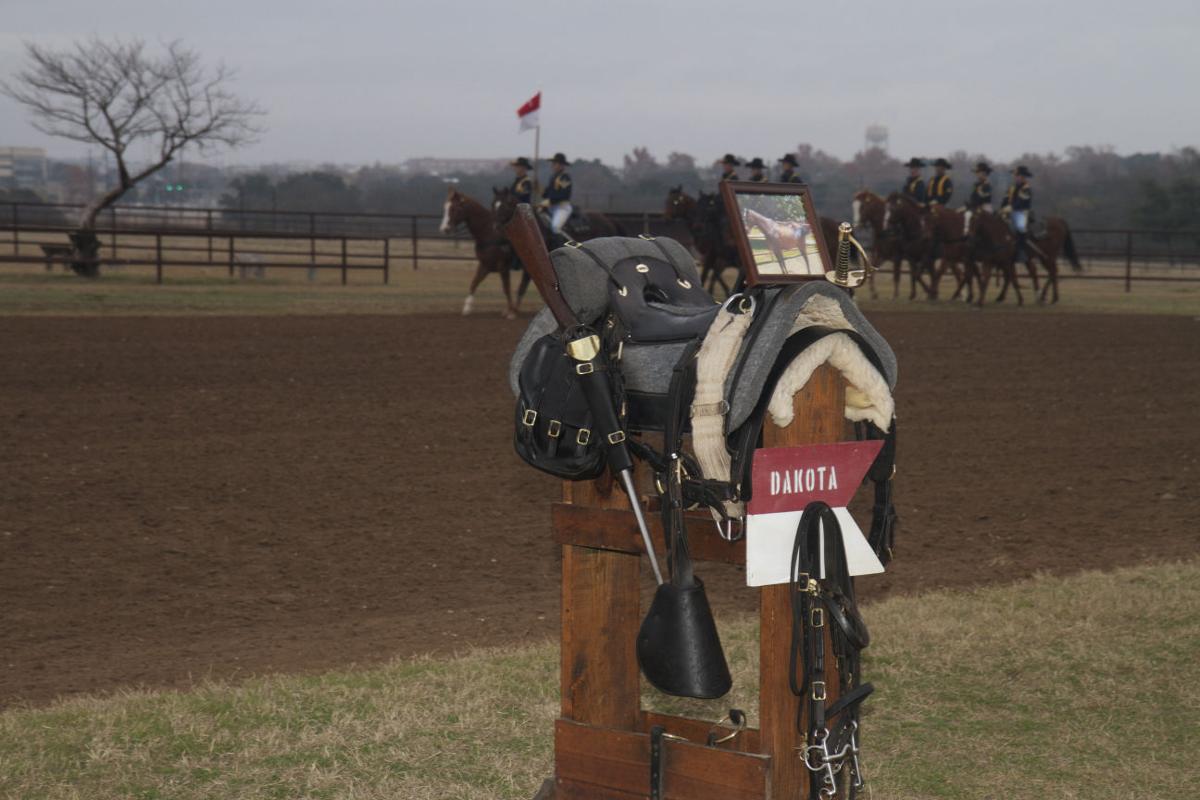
[649,725,666,800]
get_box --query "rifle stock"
[504,204,578,328]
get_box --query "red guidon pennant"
[745,441,885,586]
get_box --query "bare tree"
[1,38,263,275]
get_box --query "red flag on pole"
[517,91,541,132]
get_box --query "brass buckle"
[811,607,824,628]
[547,420,562,438]
[607,431,626,445]
[575,362,595,375]
[522,409,537,426]
[812,681,827,702]
[576,428,591,446]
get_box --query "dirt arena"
[1,310,1197,707]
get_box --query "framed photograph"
[719,181,832,286]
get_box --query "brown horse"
[963,210,1024,307]
[925,204,970,300]
[439,187,518,318]
[882,193,935,300]
[1027,217,1083,303]
[851,190,891,299]
[743,207,813,274]
[664,186,739,295]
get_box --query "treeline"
[215,145,1200,230]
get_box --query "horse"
[439,187,518,318]
[882,193,935,300]
[924,204,971,301]
[963,210,1024,307]
[743,207,812,274]
[851,190,891,299]
[664,186,739,295]
[1026,217,1083,303]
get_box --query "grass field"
[1,561,1195,800]
[2,258,1199,318]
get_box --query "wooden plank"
[555,719,769,800]
[554,778,643,800]
[758,363,846,799]
[560,544,641,729]
[640,711,761,754]
[552,505,744,565]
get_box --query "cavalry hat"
[778,153,799,167]
[932,157,952,168]
[721,153,741,166]
[548,152,570,165]
[1014,165,1033,177]
[510,156,533,169]
[904,157,926,168]
[745,157,767,170]
[973,161,992,174]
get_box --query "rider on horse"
[541,152,573,237]
[509,156,533,204]
[719,154,741,181]
[902,158,927,204]
[927,158,954,206]
[745,157,768,182]
[1000,165,1036,265]
[778,153,804,183]
[966,162,994,212]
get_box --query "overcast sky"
[2,0,1197,168]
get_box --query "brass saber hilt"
[825,221,873,288]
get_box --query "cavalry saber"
[826,221,872,288]
[503,203,665,585]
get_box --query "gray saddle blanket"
[509,236,897,434]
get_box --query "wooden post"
[383,237,390,284]
[559,473,642,732]
[228,236,235,278]
[206,210,214,264]
[341,237,348,286]
[109,207,117,259]
[155,233,163,284]
[758,363,846,799]
[411,217,419,271]
[11,204,18,256]
[1125,231,1133,293]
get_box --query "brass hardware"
[522,409,537,426]
[566,334,601,361]
[636,263,650,273]
[618,285,628,296]
[576,428,591,445]
[607,431,626,445]
[677,279,692,288]
[811,607,824,628]
[825,221,873,288]
[575,362,595,375]
[812,681,827,701]
[547,420,562,438]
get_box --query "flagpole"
[532,91,542,196]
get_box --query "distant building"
[402,157,508,176]
[0,146,49,191]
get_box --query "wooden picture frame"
[719,181,832,286]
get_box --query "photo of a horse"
[721,182,830,285]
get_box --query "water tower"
[865,124,889,153]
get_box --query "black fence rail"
[2,200,1198,291]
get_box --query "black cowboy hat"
[904,157,926,168]
[548,152,570,165]
[933,157,952,169]
[974,161,992,174]
[1014,165,1033,177]
[510,156,532,169]
[745,157,767,170]
[721,153,741,166]
[778,153,799,167]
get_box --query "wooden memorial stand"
[536,364,848,799]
